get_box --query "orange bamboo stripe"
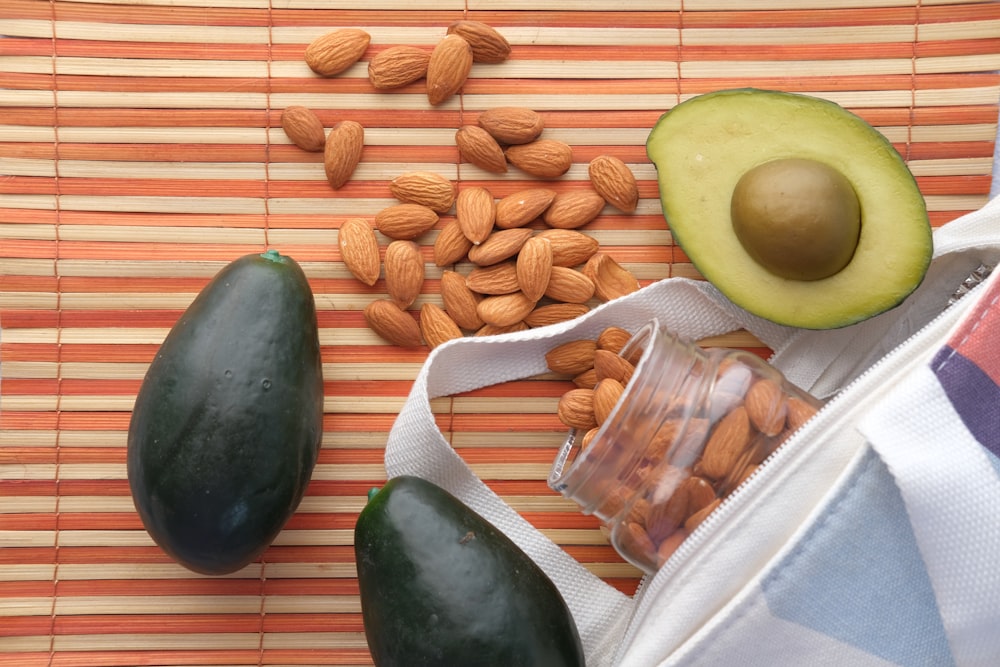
[35,2,462,27]
[44,653,282,667]
[679,7,921,27]
[16,73,990,98]
[4,105,995,129]
[54,615,273,635]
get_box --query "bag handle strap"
[383,277,791,665]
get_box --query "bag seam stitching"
[932,287,1000,373]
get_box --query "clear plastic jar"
[548,319,822,574]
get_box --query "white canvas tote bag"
[384,194,1000,667]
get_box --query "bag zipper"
[615,278,983,659]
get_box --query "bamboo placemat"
[1,1,998,665]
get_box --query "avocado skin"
[355,475,586,667]
[127,251,323,575]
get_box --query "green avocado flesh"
[354,475,586,667]
[647,88,933,329]
[127,251,324,575]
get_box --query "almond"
[466,261,519,295]
[455,186,496,245]
[597,326,633,354]
[580,426,601,451]
[477,107,545,145]
[426,34,473,106]
[364,299,423,348]
[593,348,635,385]
[700,406,752,480]
[588,154,639,212]
[618,521,658,571]
[420,302,463,349]
[467,227,533,266]
[280,106,326,152]
[455,125,508,174]
[494,188,557,229]
[545,339,597,375]
[597,490,629,523]
[305,28,371,77]
[645,420,682,462]
[623,339,646,367]
[733,463,759,489]
[368,45,430,90]
[475,321,529,337]
[584,252,641,302]
[323,120,364,189]
[338,217,380,286]
[536,229,600,266]
[390,171,456,213]
[573,367,599,389]
[644,485,690,543]
[557,388,598,431]
[476,291,535,327]
[433,219,474,267]
[745,378,787,436]
[384,239,424,309]
[524,302,590,328]
[447,20,511,64]
[625,497,651,527]
[543,190,606,229]
[684,497,721,533]
[748,436,775,466]
[593,378,624,426]
[505,139,572,179]
[515,235,554,302]
[375,203,439,240]
[681,476,718,518]
[786,396,819,431]
[656,528,688,566]
[717,437,765,496]
[544,266,595,304]
[440,269,484,330]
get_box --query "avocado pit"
[730,157,861,281]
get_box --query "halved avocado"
[646,88,932,329]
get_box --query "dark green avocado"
[646,88,933,329]
[355,475,586,667]
[127,250,323,575]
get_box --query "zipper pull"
[949,263,994,305]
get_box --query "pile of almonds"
[545,326,821,572]
[280,21,645,350]
[546,326,636,441]
[348,138,642,348]
[456,107,573,180]
[304,20,509,101]
[281,20,513,189]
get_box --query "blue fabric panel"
[762,448,953,666]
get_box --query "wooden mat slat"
[2,1,998,665]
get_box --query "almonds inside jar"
[547,321,822,573]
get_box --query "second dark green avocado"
[355,475,587,667]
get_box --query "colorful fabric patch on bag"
[931,272,1000,459]
[761,450,952,666]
